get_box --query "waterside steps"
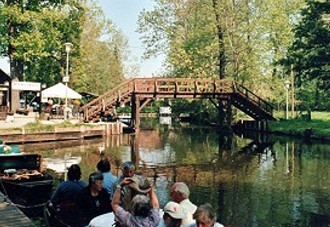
[0,191,35,227]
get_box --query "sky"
[0,0,164,77]
[0,58,9,74]
[99,0,165,77]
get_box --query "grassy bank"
[0,121,90,133]
[269,111,330,137]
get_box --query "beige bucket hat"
[128,176,152,194]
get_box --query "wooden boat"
[0,148,54,208]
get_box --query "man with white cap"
[170,182,197,226]
[161,201,186,227]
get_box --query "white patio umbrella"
[41,83,82,101]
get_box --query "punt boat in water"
[0,145,54,209]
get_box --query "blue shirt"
[51,180,87,205]
[102,172,117,198]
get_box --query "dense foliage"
[138,0,309,121]
[1,0,329,115]
[283,0,330,110]
[0,0,126,94]
[70,2,127,95]
[138,0,304,94]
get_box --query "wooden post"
[130,95,141,131]
[80,125,85,139]
[226,99,232,129]
[135,96,141,131]
[131,95,136,128]
[130,133,140,168]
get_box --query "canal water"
[23,121,330,227]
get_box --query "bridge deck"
[0,192,35,227]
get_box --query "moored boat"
[0,146,54,209]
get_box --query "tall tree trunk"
[8,0,24,81]
[315,79,320,110]
[212,0,231,131]
[7,0,23,112]
[212,0,226,79]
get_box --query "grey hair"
[193,203,217,223]
[130,194,151,217]
[122,161,135,170]
[172,182,190,199]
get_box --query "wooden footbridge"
[82,78,275,128]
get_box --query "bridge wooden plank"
[0,192,36,227]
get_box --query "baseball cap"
[164,202,186,219]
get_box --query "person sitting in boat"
[170,182,197,226]
[48,164,87,226]
[88,174,152,226]
[188,203,224,227]
[76,172,112,226]
[96,158,117,198]
[51,164,87,206]
[111,177,160,227]
[158,201,186,227]
[112,161,143,192]
[111,161,145,210]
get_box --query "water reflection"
[26,125,330,227]
[43,155,82,174]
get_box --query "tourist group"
[47,159,225,227]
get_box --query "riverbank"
[0,113,123,144]
[2,112,330,142]
[268,112,330,141]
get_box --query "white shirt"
[180,199,197,226]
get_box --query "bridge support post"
[217,99,232,131]
[131,95,141,131]
[130,133,140,168]
[226,99,232,128]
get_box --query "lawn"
[269,111,330,137]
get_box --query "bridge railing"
[133,78,234,94]
[233,82,273,114]
[82,79,135,120]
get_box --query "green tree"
[138,0,305,121]
[0,0,126,96]
[0,0,83,83]
[283,0,330,110]
[71,1,127,95]
[138,0,304,88]
[138,0,219,78]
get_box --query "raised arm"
[111,178,133,212]
[111,183,121,212]
[149,186,159,209]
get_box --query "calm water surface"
[24,122,330,227]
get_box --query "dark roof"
[0,68,11,84]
